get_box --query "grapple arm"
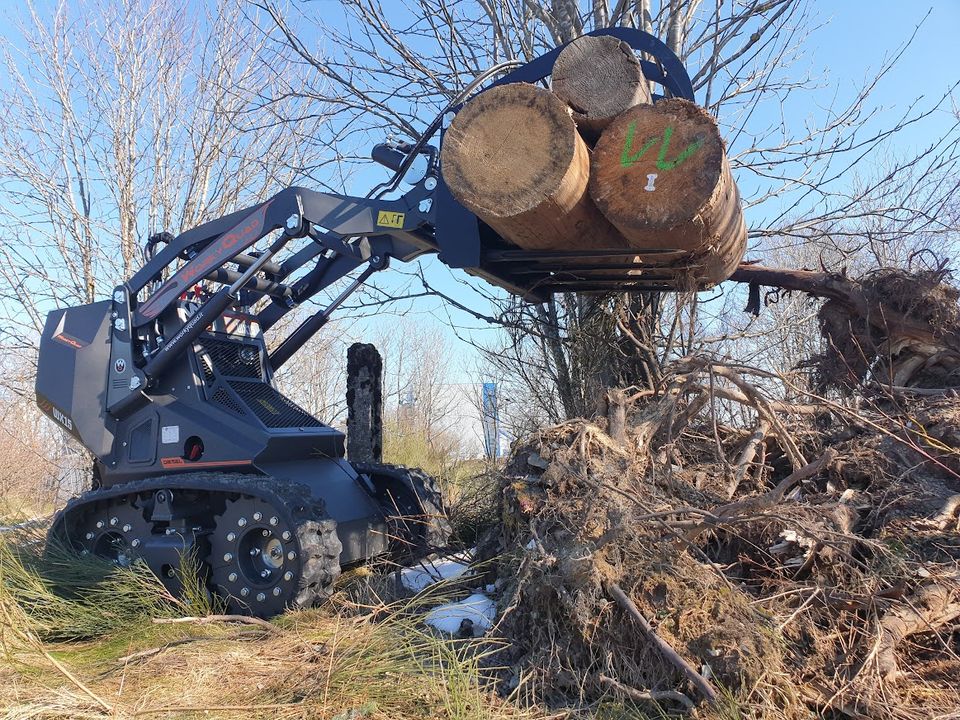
[110,27,695,416]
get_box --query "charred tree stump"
[346,343,383,463]
[551,34,651,142]
[589,98,747,284]
[441,82,623,251]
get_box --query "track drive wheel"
[207,493,341,616]
[354,463,451,562]
[69,495,151,568]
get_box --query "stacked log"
[589,99,747,284]
[551,34,651,141]
[439,83,622,250]
[440,35,747,287]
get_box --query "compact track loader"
[35,29,697,616]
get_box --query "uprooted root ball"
[482,362,960,719]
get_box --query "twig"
[605,582,719,705]
[134,702,304,716]
[777,587,821,632]
[116,636,215,664]
[714,448,837,518]
[153,614,280,633]
[597,674,695,710]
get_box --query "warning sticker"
[161,425,180,444]
[376,211,405,228]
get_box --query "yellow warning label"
[376,211,405,228]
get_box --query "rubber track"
[49,472,342,613]
[352,463,451,560]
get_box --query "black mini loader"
[35,28,695,616]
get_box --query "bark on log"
[440,82,623,251]
[551,34,651,141]
[589,98,747,284]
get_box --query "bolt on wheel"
[72,498,150,568]
[208,495,299,615]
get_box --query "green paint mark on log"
[619,122,704,171]
[620,121,658,169]
[655,126,703,171]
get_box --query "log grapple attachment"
[35,28,723,617]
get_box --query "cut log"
[551,34,651,141]
[440,82,622,251]
[589,98,747,284]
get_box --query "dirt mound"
[483,360,960,718]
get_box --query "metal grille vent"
[228,381,323,428]
[199,338,263,379]
[199,354,216,383]
[212,387,246,416]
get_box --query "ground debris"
[484,351,960,718]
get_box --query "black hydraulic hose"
[268,263,378,371]
[140,233,292,389]
[367,60,524,200]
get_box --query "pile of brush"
[481,272,960,719]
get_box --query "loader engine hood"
[36,301,115,459]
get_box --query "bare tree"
[260,1,959,417]
[0,0,331,393]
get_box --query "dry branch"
[597,674,695,710]
[153,615,280,633]
[875,574,960,682]
[605,582,719,705]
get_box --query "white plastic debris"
[400,558,470,592]
[424,593,496,637]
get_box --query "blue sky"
[344,2,960,379]
[1,1,957,383]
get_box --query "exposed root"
[484,355,960,718]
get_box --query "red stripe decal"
[138,201,273,322]
[160,458,252,469]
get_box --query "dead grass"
[0,527,546,720]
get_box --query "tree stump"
[346,343,382,463]
[441,82,623,251]
[551,34,651,141]
[589,98,747,284]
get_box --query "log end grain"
[589,98,747,283]
[552,34,651,137]
[441,83,578,218]
[441,82,623,250]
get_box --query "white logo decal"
[644,173,658,192]
[52,406,74,431]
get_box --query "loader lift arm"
[108,27,694,418]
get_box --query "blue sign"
[481,382,499,460]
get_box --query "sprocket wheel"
[69,495,152,569]
[207,493,341,616]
